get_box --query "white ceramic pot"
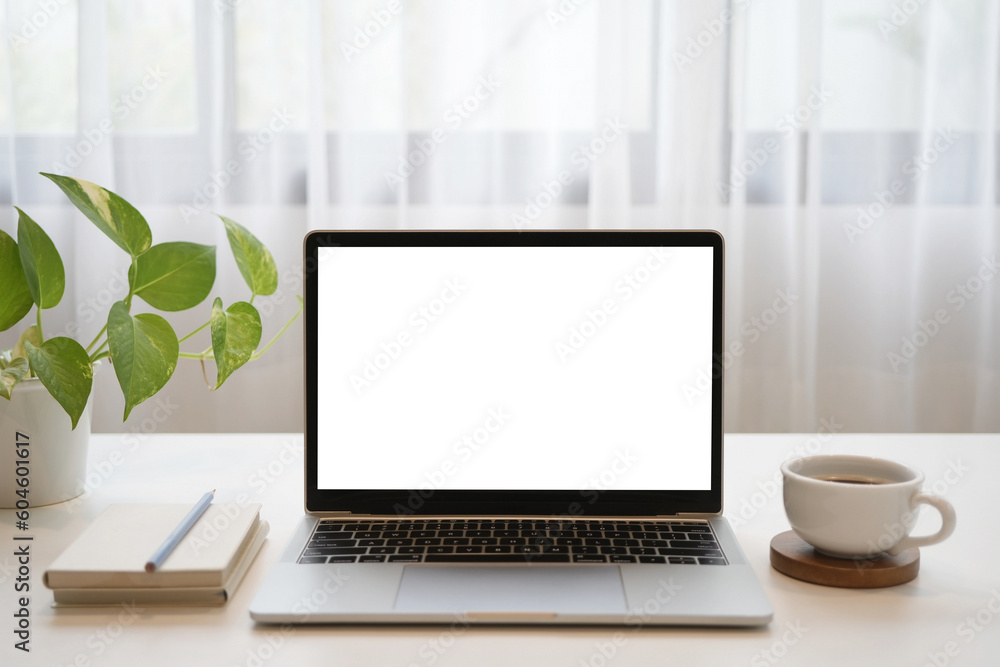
[0,376,93,508]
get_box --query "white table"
[2,433,998,666]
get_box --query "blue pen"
[145,490,216,573]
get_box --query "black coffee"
[811,475,893,485]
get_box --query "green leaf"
[41,173,152,257]
[130,242,216,312]
[0,357,29,400]
[220,215,278,297]
[23,338,93,429]
[16,207,65,309]
[107,301,178,420]
[210,298,262,389]
[0,229,33,331]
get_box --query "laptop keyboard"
[296,519,727,565]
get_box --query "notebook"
[46,502,267,605]
[249,229,772,626]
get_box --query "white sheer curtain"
[0,0,997,434]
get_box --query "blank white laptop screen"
[316,245,713,492]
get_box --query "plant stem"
[124,255,137,310]
[85,325,108,354]
[88,339,109,363]
[178,320,210,344]
[36,307,44,343]
[177,297,301,362]
[250,298,302,361]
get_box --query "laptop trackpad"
[394,566,626,614]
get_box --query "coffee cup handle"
[888,492,957,556]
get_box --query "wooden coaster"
[769,531,919,588]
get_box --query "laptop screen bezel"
[303,230,724,516]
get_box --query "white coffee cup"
[781,455,957,559]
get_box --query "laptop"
[249,229,772,626]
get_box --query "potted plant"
[0,173,301,507]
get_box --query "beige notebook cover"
[45,503,262,589]
[50,519,269,606]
